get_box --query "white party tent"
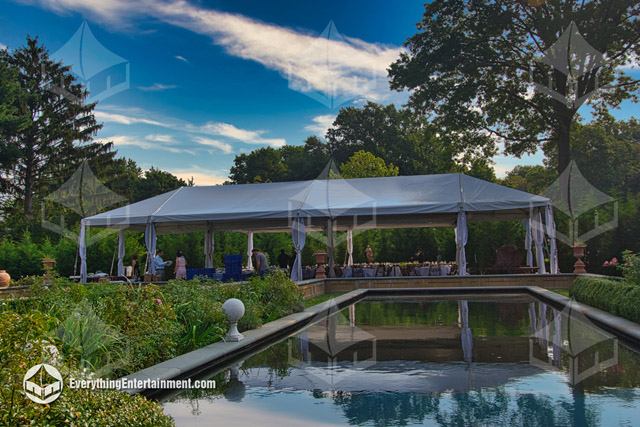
[79,173,559,282]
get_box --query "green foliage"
[133,167,187,201]
[229,136,330,184]
[55,300,129,377]
[619,251,640,287]
[0,231,45,277]
[0,36,104,217]
[339,150,399,179]
[161,279,227,353]
[570,276,640,323]
[388,0,640,174]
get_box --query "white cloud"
[175,55,188,63]
[193,136,234,154]
[0,43,7,50]
[96,135,196,155]
[27,0,405,107]
[138,83,178,91]
[145,134,176,143]
[97,107,286,148]
[304,114,336,137]
[95,110,166,126]
[196,122,286,147]
[165,165,229,185]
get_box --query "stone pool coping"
[120,289,368,395]
[121,285,640,396]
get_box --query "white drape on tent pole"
[524,216,533,267]
[327,219,335,278]
[145,223,157,274]
[117,229,125,276]
[545,205,558,274]
[246,231,254,270]
[204,222,214,268]
[533,209,547,274]
[79,221,87,283]
[291,216,306,281]
[347,227,354,267]
[455,210,468,276]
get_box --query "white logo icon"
[23,364,63,404]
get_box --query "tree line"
[1,0,639,277]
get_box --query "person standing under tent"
[252,248,268,277]
[174,250,187,279]
[365,245,374,264]
[153,249,172,281]
[131,254,141,282]
[277,249,289,269]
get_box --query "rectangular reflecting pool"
[161,295,640,426]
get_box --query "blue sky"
[1,0,638,184]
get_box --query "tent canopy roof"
[83,173,550,235]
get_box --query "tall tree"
[0,37,102,218]
[228,136,330,184]
[134,167,187,201]
[339,150,399,179]
[326,102,467,175]
[388,0,640,174]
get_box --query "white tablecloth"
[389,266,402,277]
[415,266,430,276]
[343,267,352,278]
[363,268,377,277]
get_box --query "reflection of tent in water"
[50,20,130,102]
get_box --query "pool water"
[162,296,640,426]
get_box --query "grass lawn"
[303,292,345,308]
[551,289,570,297]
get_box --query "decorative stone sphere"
[0,270,10,288]
[222,298,245,321]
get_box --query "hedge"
[570,276,640,324]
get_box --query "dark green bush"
[570,276,640,324]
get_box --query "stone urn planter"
[573,245,587,274]
[0,270,10,288]
[42,258,56,271]
[314,252,327,279]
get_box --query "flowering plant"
[603,257,618,267]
